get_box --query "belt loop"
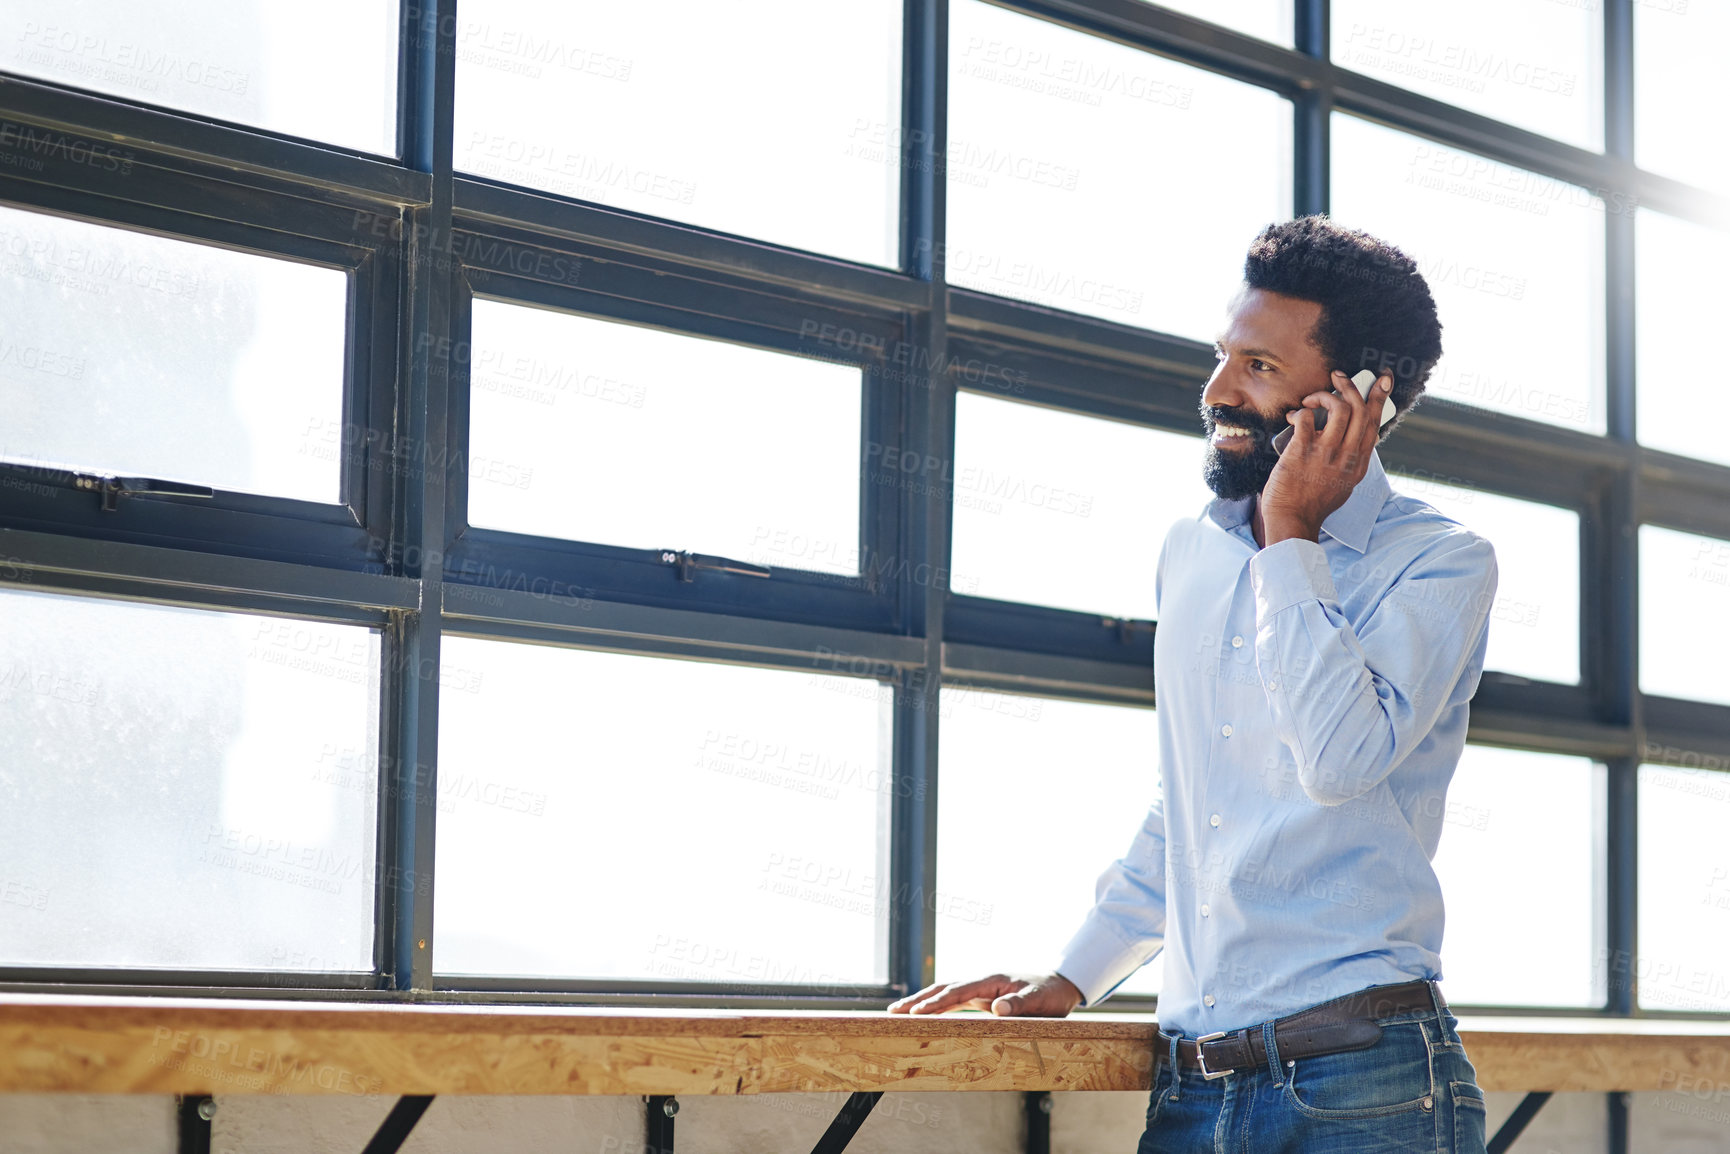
[1167,1031,1182,1100]
[1425,978,1447,1036]
[1260,1020,1282,1085]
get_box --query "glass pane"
[3,0,398,156]
[1431,746,1602,1007]
[1145,0,1293,47]
[0,587,379,971]
[1637,210,1730,467]
[454,0,901,267]
[1391,475,1579,684]
[1635,1,1730,196]
[0,204,348,503]
[948,0,1291,339]
[937,689,1163,995]
[1637,763,1730,1013]
[467,300,861,572]
[1639,525,1730,707]
[435,638,892,984]
[1331,0,1602,149]
[1332,114,1606,434]
[949,392,1214,619]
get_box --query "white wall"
[0,1087,1724,1152]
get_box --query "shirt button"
[1210,813,1221,828]
[1220,724,1234,737]
[1266,680,1278,691]
[1231,635,1244,648]
[1200,904,1211,917]
[1204,994,1216,1008]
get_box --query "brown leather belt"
[1161,980,1443,1080]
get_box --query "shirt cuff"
[1249,537,1338,618]
[1056,917,1155,1008]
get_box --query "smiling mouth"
[1210,423,1257,446]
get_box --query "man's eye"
[1251,359,1274,372]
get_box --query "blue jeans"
[1136,985,1487,1153]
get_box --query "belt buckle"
[1195,1031,1234,1080]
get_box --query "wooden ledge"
[0,995,1724,1097]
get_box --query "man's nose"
[1200,362,1239,412]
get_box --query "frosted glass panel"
[435,637,892,984]
[1333,0,1601,149]
[950,392,1214,619]
[467,300,861,573]
[1639,525,1730,707]
[0,588,379,970]
[1332,114,1606,434]
[1637,210,1730,467]
[948,0,1291,338]
[0,204,348,503]
[1146,0,1292,46]
[1432,746,1602,1006]
[1638,764,1730,1013]
[455,0,902,266]
[1635,1,1730,196]
[3,0,398,155]
[937,690,1163,996]
[1394,475,1579,684]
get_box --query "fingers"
[887,981,948,1013]
[889,975,1013,1015]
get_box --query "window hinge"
[72,473,216,512]
[659,549,771,583]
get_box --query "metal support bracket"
[1024,1091,1052,1154]
[1487,1090,1552,1153]
[646,1094,677,1153]
[810,1091,883,1154]
[176,1095,213,1154]
[360,1095,435,1154]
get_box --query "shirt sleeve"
[1054,799,1168,1007]
[1248,531,1498,806]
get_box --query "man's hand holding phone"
[1260,369,1393,547]
[887,972,1084,1017]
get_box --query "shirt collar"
[1204,449,1390,554]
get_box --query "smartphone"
[1271,369,1396,453]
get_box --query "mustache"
[1200,403,1288,441]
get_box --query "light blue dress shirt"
[1056,449,1498,1035]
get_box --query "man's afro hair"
[1242,215,1443,436]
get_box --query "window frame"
[0,0,1725,1054]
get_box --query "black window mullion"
[889,0,949,1000]
[1293,0,1329,216]
[380,0,457,996]
[1600,0,1641,1032]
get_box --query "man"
[890,216,1498,1153]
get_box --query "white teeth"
[1213,425,1252,438]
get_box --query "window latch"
[659,549,771,583]
[72,473,216,512]
[1101,616,1156,646]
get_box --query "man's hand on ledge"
[886,972,1084,1017]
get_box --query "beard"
[1200,401,1289,500]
